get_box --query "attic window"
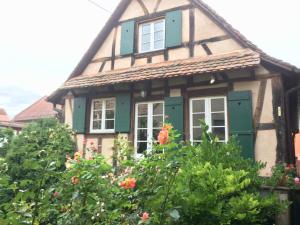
[139,19,165,53]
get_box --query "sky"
[0,0,299,118]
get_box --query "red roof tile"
[60,49,260,90]
[13,96,57,122]
[0,108,9,122]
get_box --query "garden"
[0,119,299,225]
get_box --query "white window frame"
[90,98,115,134]
[189,96,228,144]
[134,101,165,157]
[139,19,165,53]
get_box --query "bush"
[0,122,288,225]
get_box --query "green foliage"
[0,121,288,225]
[0,119,75,224]
[0,127,14,157]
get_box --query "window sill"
[89,130,115,134]
[135,49,165,58]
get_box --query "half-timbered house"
[48,0,300,175]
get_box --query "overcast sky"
[0,0,299,118]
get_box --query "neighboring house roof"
[13,96,57,123]
[0,108,9,122]
[61,49,259,90]
[48,0,300,103]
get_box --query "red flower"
[285,164,295,172]
[119,178,136,189]
[53,191,59,198]
[71,176,79,185]
[295,177,300,185]
[140,212,149,222]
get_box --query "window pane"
[137,142,147,154]
[105,120,114,130]
[138,117,147,128]
[154,31,164,41]
[193,128,202,141]
[142,43,150,52]
[106,100,115,109]
[138,129,147,141]
[153,103,163,115]
[154,40,164,49]
[211,98,224,112]
[138,104,148,116]
[192,100,205,113]
[142,33,151,43]
[153,115,163,128]
[212,127,225,141]
[93,110,102,120]
[211,113,225,126]
[105,110,114,119]
[154,21,164,31]
[93,121,101,130]
[153,129,160,141]
[193,113,205,126]
[94,100,102,110]
[142,24,151,34]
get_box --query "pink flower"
[53,191,59,198]
[90,141,94,146]
[140,212,149,222]
[295,177,300,185]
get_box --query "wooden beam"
[137,0,149,15]
[153,0,162,12]
[189,8,195,57]
[201,43,212,55]
[256,123,276,130]
[111,27,118,70]
[195,35,230,45]
[98,61,106,72]
[254,79,267,141]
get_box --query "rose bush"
[0,121,291,225]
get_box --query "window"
[90,98,115,133]
[139,19,165,53]
[190,97,228,144]
[135,101,164,155]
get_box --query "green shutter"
[228,91,254,159]
[165,10,182,48]
[120,20,135,55]
[115,93,131,133]
[73,97,86,133]
[165,96,183,137]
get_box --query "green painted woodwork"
[72,97,86,134]
[165,96,183,137]
[120,20,135,55]
[115,93,131,133]
[165,10,182,48]
[228,91,254,159]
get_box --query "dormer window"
[139,19,165,53]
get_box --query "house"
[0,108,23,132]
[13,96,62,125]
[48,0,300,176]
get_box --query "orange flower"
[140,212,149,222]
[158,129,169,145]
[71,176,79,185]
[119,178,136,189]
[162,124,173,131]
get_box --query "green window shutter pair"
[228,91,254,159]
[120,10,182,55]
[73,97,86,134]
[72,94,132,134]
[164,96,184,138]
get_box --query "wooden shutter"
[165,96,183,136]
[72,97,86,133]
[120,20,135,55]
[165,10,182,48]
[115,93,131,133]
[228,91,254,159]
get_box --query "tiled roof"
[60,49,260,90]
[0,121,24,129]
[0,108,9,122]
[13,96,57,122]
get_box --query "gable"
[80,0,244,77]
